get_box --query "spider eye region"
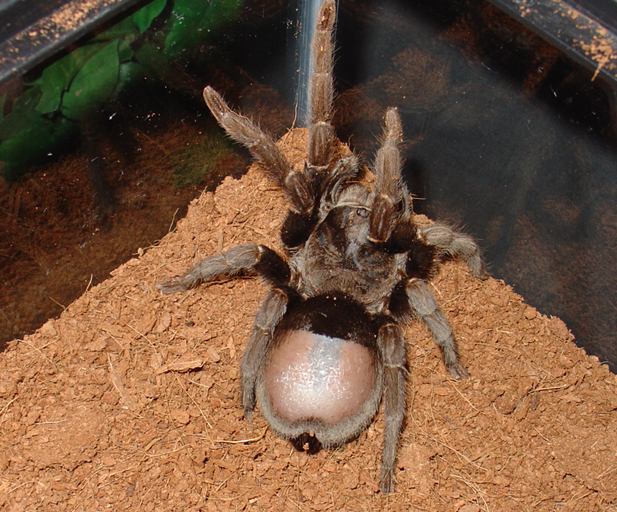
[320,206,371,255]
[263,330,377,425]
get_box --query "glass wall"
[1,0,616,371]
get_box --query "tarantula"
[158,0,487,493]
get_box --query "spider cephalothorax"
[158,0,487,493]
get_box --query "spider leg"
[203,87,316,217]
[282,152,362,248]
[377,322,407,494]
[241,288,288,420]
[307,0,336,178]
[405,278,469,379]
[203,87,290,187]
[321,154,361,206]
[156,244,290,294]
[280,0,339,247]
[374,108,410,213]
[419,223,488,279]
[369,108,411,244]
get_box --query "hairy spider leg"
[306,0,336,179]
[156,244,290,293]
[156,243,293,420]
[420,223,489,279]
[369,108,410,244]
[374,108,410,212]
[242,288,289,420]
[404,278,469,379]
[202,87,291,189]
[157,0,491,495]
[376,322,407,493]
[281,0,340,248]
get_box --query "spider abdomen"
[255,294,384,447]
[263,330,376,425]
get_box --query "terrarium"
[0,0,615,509]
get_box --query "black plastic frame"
[488,0,617,84]
[2,0,617,87]
[0,0,144,87]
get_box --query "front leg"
[157,244,290,294]
[377,322,408,494]
[306,0,336,178]
[203,86,319,219]
[368,108,410,244]
[203,87,293,190]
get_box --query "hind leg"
[377,322,408,493]
[241,288,288,420]
[405,278,469,379]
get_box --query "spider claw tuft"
[447,361,470,380]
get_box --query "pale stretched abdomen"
[254,294,384,447]
[264,330,377,424]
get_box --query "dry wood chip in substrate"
[0,129,616,511]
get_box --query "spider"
[158,0,487,493]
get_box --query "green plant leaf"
[164,0,243,58]
[96,16,139,41]
[115,61,146,94]
[0,87,42,140]
[35,44,105,115]
[0,116,76,180]
[118,39,135,63]
[132,0,167,32]
[35,65,66,114]
[0,121,52,175]
[61,41,121,121]
[197,0,242,32]
[163,0,209,57]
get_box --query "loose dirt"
[1,129,616,511]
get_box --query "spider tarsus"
[284,171,314,214]
[243,407,254,423]
[447,361,470,380]
[469,257,490,280]
[316,0,336,31]
[383,107,403,139]
[202,86,226,120]
[379,469,396,495]
[419,223,487,280]
[155,279,185,295]
[308,122,335,170]
[368,194,396,243]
